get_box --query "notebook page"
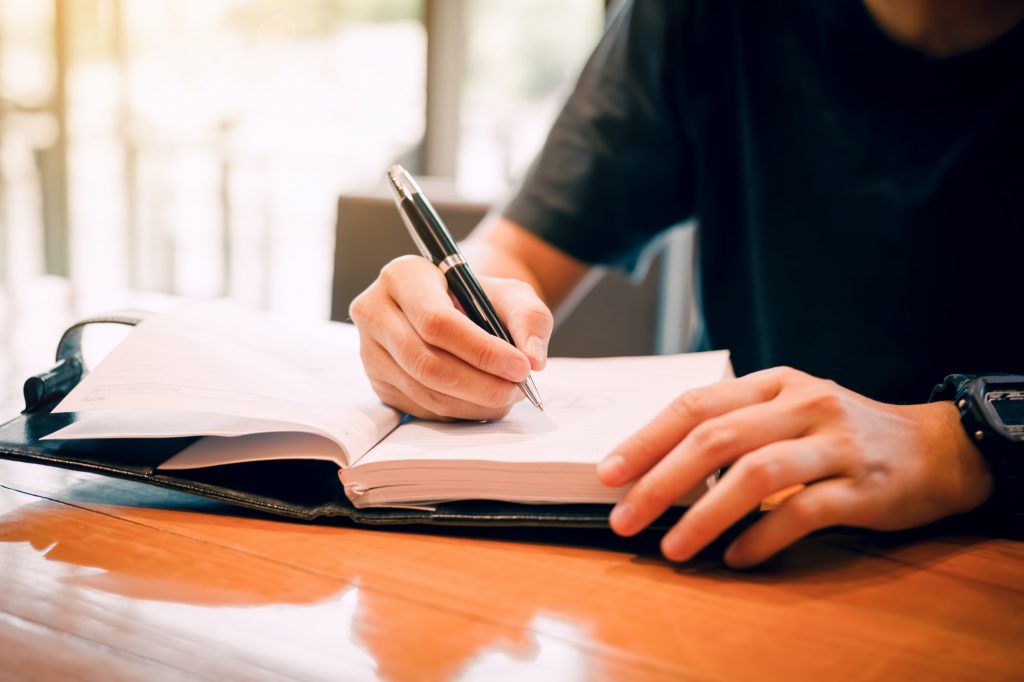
[356,351,731,467]
[47,301,401,464]
[159,432,349,470]
[44,409,316,440]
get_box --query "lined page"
[47,301,401,464]
[356,351,731,467]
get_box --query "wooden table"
[1,289,1022,681]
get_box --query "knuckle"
[521,305,554,333]
[472,339,501,372]
[832,431,861,457]
[689,422,736,457]
[417,308,450,345]
[802,387,844,416]
[410,349,450,388]
[738,456,783,494]
[378,261,402,289]
[772,365,801,381]
[787,494,825,527]
[857,461,890,490]
[348,292,370,322]
[380,255,423,287]
[670,388,709,422]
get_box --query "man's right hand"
[349,255,554,421]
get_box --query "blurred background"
[0,0,603,317]
[0,0,609,411]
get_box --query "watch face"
[986,388,1024,438]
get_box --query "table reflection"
[0,488,601,681]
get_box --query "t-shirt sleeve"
[502,0,696,272]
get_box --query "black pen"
[385,164,544,411]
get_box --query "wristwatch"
[931,374,1024,526]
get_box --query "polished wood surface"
[1,289,1023,680]
[3,454,1023,680]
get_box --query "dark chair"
[331,182,691,358]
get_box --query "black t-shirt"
[503,0,1024,404]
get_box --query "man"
[350,0,1023,567]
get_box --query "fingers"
[607,396,815,537]
[350,256,540,419]
[722,478,858,568]
[483,277,554,371]
[597,368,787,488]
[361,306,522,415]
[362,339,517,421]
[383,258,532,382]
[659,436,843,561]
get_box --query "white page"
[159,432,348,470]
[49,410,323,440]
[45,301,401,464]
[356,351,731,467]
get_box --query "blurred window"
[74,0,425,317]
[0,0,601,319]
[457,0,602,198]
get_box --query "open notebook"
[42,301,732,510]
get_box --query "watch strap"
[929,373,974,403]
[931,374,1024,529]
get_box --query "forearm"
[460,216,591,310]
[460,223,550,303]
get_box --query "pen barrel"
[444,264,516,346]
[400,195,461,266]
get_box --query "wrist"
[920,401,994,516]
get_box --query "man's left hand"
[597,367,994,568]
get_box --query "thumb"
[484,278,553,371]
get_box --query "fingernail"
[609,502,636,535]
[597,454,626,484]
[526,336,547,370]
[661,529,691,562]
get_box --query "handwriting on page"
[357,352,732,467]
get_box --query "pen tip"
[520,377,543,412]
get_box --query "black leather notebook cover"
[0,312,706,530]
[0,406,636,528]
